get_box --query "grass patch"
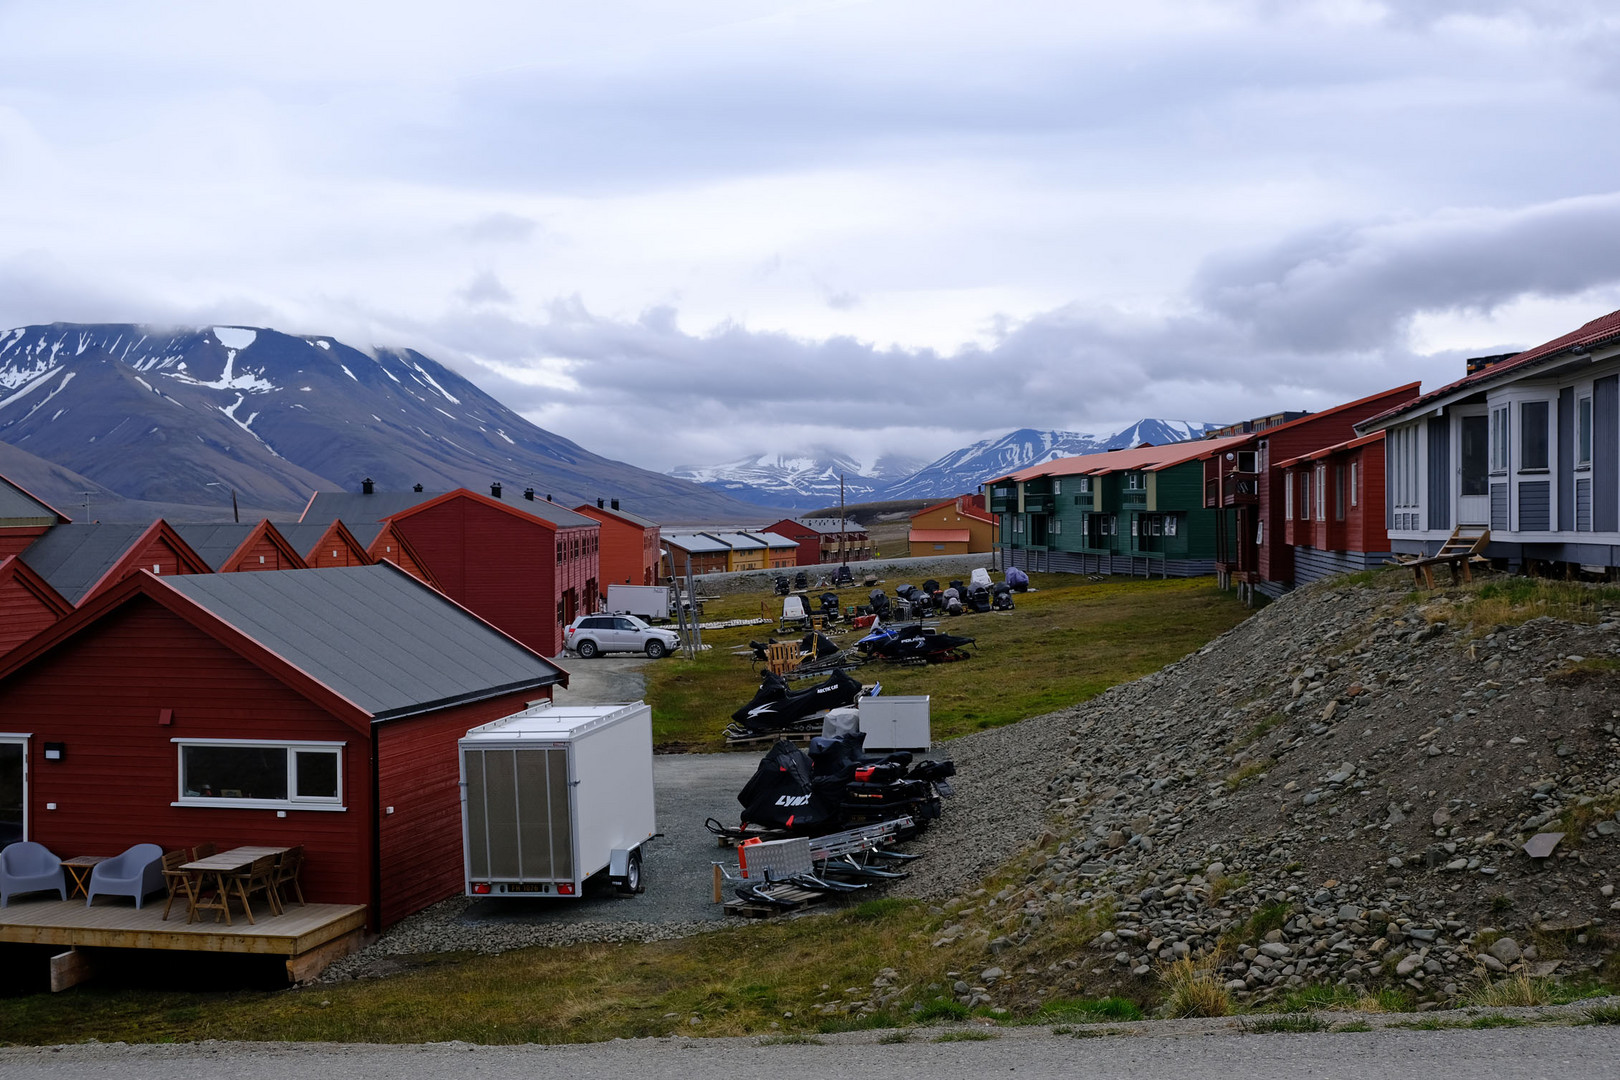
[1270,984,1358,1013]
[1393,1017,1456,1031]
[1221,902,1291,950]
[1469,975,1552,1008]
[1158,956,1231,1019]
[644,574,1252,749]
[1586,1003,1620,1025]
[933,1030,998,1042]
[1335,1020,1372,1032]
[759,1033,824,1045]
[1246,1013,1329,1034]
[1418,577,1620,640]
[1034,996,1144,1024]
[875,1029,912,1043]
[1467,1014,1527,1029]
[1223,758,1274,792]
[1352,988,1413,1013]
[914,998,970,1023]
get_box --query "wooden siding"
[0,575,65,657]
[369,523,431,584]
[1578,478,1593,531]
[574,506,660,587]
[1427,416,1450,532]
[222,531,303,573]
[304,522,371,568]
[0,527,51,560]
[0,598,374,913]
[1596,374,1619,533]
[376,688,547,927]
[1559,388,1576,532]
[1293,545,1388,586]
[1518,480,1551,532]
[1491,483,1509,531]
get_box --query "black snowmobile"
[726,669,864,738]
[868,623,975,664]
[965,585,992,613]
[773,574,791,596]
[867,589,891,619]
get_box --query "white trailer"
[460,701,656,898]
[606,583,671,621]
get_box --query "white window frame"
[1314,463,1327,521]
[1518,398,1551,472]
[1578,392,1593,468]
[1284,472,1294,519]
[1350,462,1359,508]
[1490,404,1510,474]
[1126,472,1145,491]
[1164,514,1177,537]
[1052,479,1062,495]
[173,738,346,811]
[1077,477,1091,494]
[1050,519,1062,534]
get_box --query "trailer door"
[464,746,574,882]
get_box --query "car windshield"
[623,616,651,630]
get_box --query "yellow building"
[907,495,998,555]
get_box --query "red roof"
[1273,430,1384,470]
[992,435,1252,485]
[912,496,996,524]
[1362,309,1620,429]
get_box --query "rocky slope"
[900,570,1620,1011]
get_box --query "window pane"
[184,746,287,800]
[295,751,339,799]
[1580,397,1593,465]
[1521,401,1549,469]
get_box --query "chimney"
[524,487,535,501]
[1466,353,1516,376]
[546,493,553,502]
[597,498,605,509]
[490,482,502,499]
[361,478,374,495]
[413,483,423,493]
[611,499,620,511]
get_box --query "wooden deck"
[0,897,369,986]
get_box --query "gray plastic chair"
[85,843,164,908]
[1,841,67,907]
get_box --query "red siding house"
[303,484,600,657]
[174,521,310,573]
[763,517,872,565]
[0,564,567,929]
[276,520,374,569]
[1200,383,1420,600]
[573,501,662,587]
[0,473,70,561]
[1277,432,1392,585]
[0,555,73,660]
[18,520,214,605]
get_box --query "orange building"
[574,500,662,587]
[907,494,998,555]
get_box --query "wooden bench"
[1395,526,1491,588]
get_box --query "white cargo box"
[859,695,931,751]
[460,701,656,899]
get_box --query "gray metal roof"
[21,523,155,603]
[793,517,864,534]
[304,489,598,530]
[661,531,731,554]
[747,530,799,549]
[579,503,660,529]
[0,475,63,527]
[274,522,345,560]
[707,531,765,550]
[163,565,565,721]
[172,524,259,571]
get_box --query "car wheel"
[577,640,599,659]
[644,639,667,659]
[619,849,643,895]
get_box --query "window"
[1165,514,1177,537]
[1299,470,1311,520]
[1350,462,1359,508]
[1335,464,1346,520]
[1520,400,1549,470]
[1126,472,1145,490]
[1579,394,1593,467]
[176,740,343,809]
[1050,519,1062,534]
[1284,472,1294,519]
[1053,480,1062,495]
[1077,477,1091,494]
[1490,404,1509,472]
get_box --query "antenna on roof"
[413,483,423,493]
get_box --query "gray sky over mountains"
[3,0,1619,471]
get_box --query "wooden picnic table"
[180,846,289,926]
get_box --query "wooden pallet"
[723,884,826,918]
[1395,525,1490,588]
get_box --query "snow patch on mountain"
[213,326,257,351]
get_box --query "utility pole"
[839,473,847,567]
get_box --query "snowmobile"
[726,669,864,738]
[773,574,792,596]
[867,589,891,619]
[965,585,992,613]
[1005,566,1030,592]
[991,581,1015,610]
[867,623,975,665]
[834,565,855,588]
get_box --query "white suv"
[565,614,680,659]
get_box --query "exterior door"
[1457,410,1490,525]
[0,736,25,846]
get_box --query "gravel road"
[6,1024,1618,1079]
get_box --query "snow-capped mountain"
[880,420,1217,500]
[671,451,929,510]
[0,323,766,520]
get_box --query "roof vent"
[611,499,620,510]
[491,482,503,499]
[524,487,535,501]
[413,483,423,493]
[598,498,605,508]
[546,493,553,502]
[362,478,374,495]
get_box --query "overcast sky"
[3,1,1620,473]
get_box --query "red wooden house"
[174,521,309,573]
[0,563,568,929]
[18,520,213,605]
[1201,383,1420,600]
[0,555,73,659]
[573,500,662,587]
[0,473,70,560]
[1276,432,1392,585]
[276,520,373,569]
[763,517,872,566]
[303,484,600,657]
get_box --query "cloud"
[455,212,540,245]
[458,271,515,305]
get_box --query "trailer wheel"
[619,849,644,895]
[644,640,667,659]
[577,640,599,659]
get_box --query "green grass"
[759,1033,824,1045]
[913,998,970,1023]
[1034,996,1144,1024]
[644,573,1252,749]
[1467,1014,1527,1029]
[1270,984,1359,1013]
[1246,1013,1329,1034]
[1335,1021,1372,1032]
[1586,1003,1620,1025]
[933,1030,998,1042]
